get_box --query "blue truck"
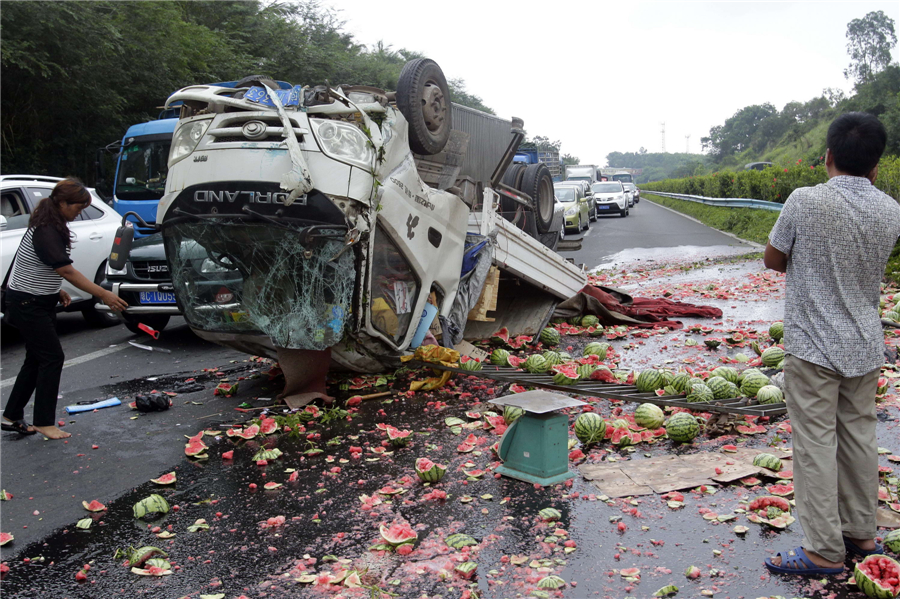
[513,148,562,181]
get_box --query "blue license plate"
[139,291,176,304]
[599,205,610,209]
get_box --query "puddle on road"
[591,244,759,272]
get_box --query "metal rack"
[413,362,788,417]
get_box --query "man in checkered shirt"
[763,112,900,576]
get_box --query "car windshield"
[592,183,622,193]
[554,187,576,202]
[116,140,170,201]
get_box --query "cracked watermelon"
[490,327,510,345]
[574,413,606,445]
[552,363,580,385]
[415,457,446,483]
[258,417,279,435]
[459,356,482,371]
[506,355,526,369]
[634,403,665,430]
[150,472,176,485]
[380,522,417,546]
[854,554,900,598]
[0,532,13,546]
[503,405,525,424]
[746,495,794,528]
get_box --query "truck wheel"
[123,314,171,336]
[81,262,122,328]
[518,163,555,234]
[397,58,451,155]
[499,163,527,214]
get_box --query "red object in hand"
[137,323,160,339]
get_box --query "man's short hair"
[827,112,887,177]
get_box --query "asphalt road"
[560,197,760,270]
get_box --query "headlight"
[106,262,127,276]
[565,208,576,216]
[169,119,211,167]
[309,118,374,170]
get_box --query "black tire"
[582,214,589,231]
[396,58,451,155]
[499,163,527,214]
[620,208,628,218]
[81,262,122,328]
[123,314,171,336]
[518,163,555,234]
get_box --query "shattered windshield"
[116,140,170,201]
[164,220,355,350]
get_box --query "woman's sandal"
[764,546,845,576]
[1,418,37,435]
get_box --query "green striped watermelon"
[503,405,525,424]
[574,412,606,445]
[523,354,549,374]
[854,554,900,598]
[666,413,700,443]
[634,403,665,430]
[415,457,446,483]
[552,363,580,385]
[740,370,770,397]
[769,321,784,342]
[883,529,900,553]
[490,348,510,366]
[577,364,598,379]
[582,342,610,359]
[671,373,693,394]
[710,366,739,384]
[686,383,714,403]
[756,385,784,404]
[752,453,783,472]
[490,327,511,345]
[580,315,600,328]
[635,369,664,393]
[761,346,785,367]
[542,350,563,366]
[459,357,482,371]
[705,376,733,399]
[540,327,561,347]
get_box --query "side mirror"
[108,221,134,271]
[0,215,6,231]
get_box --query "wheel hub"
[420,83,446,133]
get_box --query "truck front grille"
[131,261,170,281]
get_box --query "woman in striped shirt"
[2,178,127,440]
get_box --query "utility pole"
[660,122,666,153]
[685,134,691,154]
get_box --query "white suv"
[1,175,121,326]
[590,181,629,217]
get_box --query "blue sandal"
[764,546,845,576]
[843,536,884,558]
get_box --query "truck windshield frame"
[592,183,623,193]
[115,135,171,201]
[611,173,633,184]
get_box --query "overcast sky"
[329,0,898,167]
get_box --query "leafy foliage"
[844,10,898,86]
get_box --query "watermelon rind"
[574,413,606,445]
[539,507,562,521]
[552,363,580,385]
[415,457,446,483]
[539,327,561,347]
[884,529,900,553]
[634,403,665,430]
[490,327,511,345]
[380,523,418,546]
[854,554,900,599]
[459,358,483,372]
[752,453,783,472]
[503,405,525,425]
[0,532,13,546]
[666,413,700,443]
[133,494,170,519]
[445,533,478,549]
[537,575,566,589]
[150,472,177,485]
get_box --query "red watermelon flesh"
[490,327,510,345]
[185,438,208,457]
[507,355,526,369]
[589,368,618,383]
[767,483,794,497]
[82,500,106,512]
[258,418,279,435]
[380,522,417,545]
[507,335,533,349]
[150,472,177,485]
[748,495,790,513]
[238,424,260,440]
[0,532,12,546]
[856,555,900,595]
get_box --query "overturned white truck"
[156,59,585,376]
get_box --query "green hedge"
[641,155,900,203]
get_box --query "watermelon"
[704,339,721,349]
[523,354,549,374]
[133,494,170,519]
[558,351,573,361]
[567,316,583,325]
[885,311,900,323]
[539,327,561,347]
[740,370,770,397]
[705,376,733,400]
[686,383,714,403]
[884,529,900,553]
[761,346,785,367]
[610,427,640,447]
[653,585,680,597]
[385,425,412,446]
[635,369,664,393]
[670,372,693,394]
[459,357,483,371]
[490,327,511,345]
[214,382,238,397]
[503,405,525,424]
[755,386,783,405]
[582,342,610,359]
[82,499,107,512]
[589,365,617,383]
[855,554,900,598]
[506,355,526,369]
[634,403,665,430]
[380,522,417,546]
[150,472,177,485]
[753,453,783,472]
[258,417,279,435]
[539,507,562,521]
[184,434,208,457]
[490,348,510,366]
[588,326,606,337]
[125,546,168,567]
[233,424,260,440]
[574,413,606,445]
[537,575,566,589]
[445,533,477,549]
[769,321,784,342]
[666,413,700,443]
[576,364,598,379]
[0,532,13,546]
[747,495,791,522]
[580,315,600,328]
[415,457,446,483]
[541,350,563,366]
[711,366,739,384]
[552,363,580,385]
[455,562,477,577]
[767,483,794,497]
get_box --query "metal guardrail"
[645,191,783,212]
[414,361,788,417]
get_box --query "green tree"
[844,10,898,86]
[561,153,579,166]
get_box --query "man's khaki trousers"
[784,355,879,562]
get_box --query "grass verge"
[645,193,900,283]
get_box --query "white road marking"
[0,344,131,388]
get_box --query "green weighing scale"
[493,390,586,486]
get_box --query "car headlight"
[309,118,374,170]
[106,262,127,276]
[169,118,211,167]
[565,208,576,216]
